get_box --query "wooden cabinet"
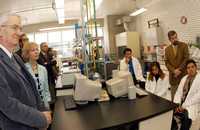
[116,32,140,58]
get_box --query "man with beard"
[165,30,189,100]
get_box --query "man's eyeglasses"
[1,24,22,32]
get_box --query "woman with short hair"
[23,42,51,108]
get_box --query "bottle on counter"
[128,85,136,100]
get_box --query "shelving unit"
[142,26,168,75]
[79,0,106,78]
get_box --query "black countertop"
[52,94,177,130]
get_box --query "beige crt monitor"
[116,71,134,86]
[106,71,134,97]
[106,78,128,97]
[73,73,102,101]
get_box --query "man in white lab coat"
[120,48,145,88]
[174,59,200,130]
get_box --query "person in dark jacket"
[37,42,49,67]
[15,33,29,62]
[38,44,57,111]
[0,14,52,130]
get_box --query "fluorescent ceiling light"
[54,0,65,24]
[130,8,147,16]
[39,26,74,31]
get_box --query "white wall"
[136,0,200,45]
[103,15,124,54]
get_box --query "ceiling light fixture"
[39,26,74,31]
[54,0,65,24]
[130,8,147,16]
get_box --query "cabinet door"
[116,32,128,46]
[116,32,141,58]
[127,32,140,58]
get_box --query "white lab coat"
[174,73,200,121]
[120,57,145,81]
[145,74,170,100]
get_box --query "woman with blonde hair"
[145,62,170,100]
[23,42,51,108]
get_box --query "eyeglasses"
[1,24,22,32]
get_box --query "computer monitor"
[112,69,119,78]
[106,71,134,97]
[106,78,128,97]
[73,73,102,101]
[116,71,134,86]
[73,73,87,86]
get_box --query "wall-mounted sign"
[148,18,159,28]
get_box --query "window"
[26,28,76,58]
[62,30,75,42]
[92,27,103,37]
[27,33,34,42]
[35,32,47,44]
[26,26,103,58]
[48,31,61,43]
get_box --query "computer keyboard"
[63,95,77,110]
[135,87,148,96]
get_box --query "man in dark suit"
[165,30,189,100]
[15,33,29,62]
[37,43,56,111]
[0,14,52,130]
[37,42,49,67]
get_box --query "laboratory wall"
[136,0,200,45]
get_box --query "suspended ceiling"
[0,0,137,25]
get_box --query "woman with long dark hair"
[145,62,170,100]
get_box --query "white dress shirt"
[0,44,12,58]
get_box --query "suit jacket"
[37,52,48,68]
[0,49,47,130]
[15,48,22,60]
[165,41,189,85]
